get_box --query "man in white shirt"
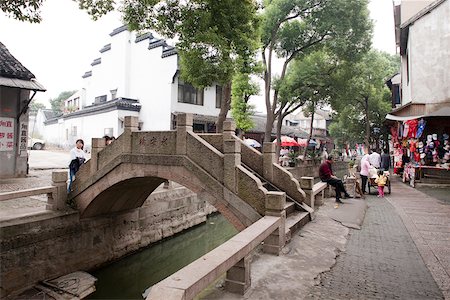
[369,149,381,169]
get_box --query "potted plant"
[288,151,298,167]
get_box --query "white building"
[285,108,330,137]
[45,25,224,149]
[390,0,450,117]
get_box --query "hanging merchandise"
[390,123,399,143]
[403,121,409,138]
[416,119,426,138]
[405,119,418,138]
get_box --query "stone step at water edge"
[284,211,309,244]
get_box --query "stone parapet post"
[46,171,68,211]
[263,192,286,255]
[223,139,241,192]
[225,254,251,295]
[223,121,236,140]
[90,138,106,174]
[123,116,139,153]
[263,142,276,181]
[300,176,315,209]
[176,113,193,155]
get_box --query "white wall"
[400,0,434,25]
[401,0,450,106]
[129,38,177,131]
[46,27,224,145]
[44,110,139,149]
[171,78,222,118]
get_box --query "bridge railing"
[0,171,68,211]
[146,215,282,300]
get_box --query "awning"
[385,114,423,121]
[0,77,46,91]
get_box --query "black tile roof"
[0,42,35,80]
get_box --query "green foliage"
[279,50,337,108]
[329,50,400,146]
[50,90,76,115]
[29,99,46,113]
[123,0,260,88]
[260,0,373,141]
[231,72,258,132]
[0,0,114,23]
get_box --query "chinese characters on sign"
[19,122,28,152]
[139,135,169,146]
[0,117,14,151]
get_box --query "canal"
[87,213,237,300]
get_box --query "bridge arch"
[74,161,261,230]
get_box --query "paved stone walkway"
[306,193,444,299]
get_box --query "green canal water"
[87,213,237,300]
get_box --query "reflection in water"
[88,213,237,300]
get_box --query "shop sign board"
[0,117,14,151]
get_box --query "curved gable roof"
[0,42,35,80]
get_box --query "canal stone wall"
[0,186,216,299]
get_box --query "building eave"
[45,98,141,124]
[0,76,46,91]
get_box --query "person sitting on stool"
[319,155,351,203]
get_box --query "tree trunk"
[216,82,232,133]
[275,110,283,161]
[364,96,370,149]
[302,107,316,160]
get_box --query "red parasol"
[273,136,300,147]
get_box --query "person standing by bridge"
[319,156,351,203]
[68,139,86,192]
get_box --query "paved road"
[28,149,90,169]
[305,188,446,299]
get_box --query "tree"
[50,90,76,115]
[1,0,115,23]
[29,99,46,113]
[329,50,400,149]
[277,50,337,158]
[3,1,260,133]
[122,0,260,132]
[231,72,259,137]
[260,0,372,142]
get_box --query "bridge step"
[284,201,296,216]
[285,211,310,244]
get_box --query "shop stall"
[386,113,450,187]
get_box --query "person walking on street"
[381,148,390,171]
[369,149,381,168]
[68,139,86,192]
[375,170,387,198]
[319,156,351,203]
[360,153,371,194]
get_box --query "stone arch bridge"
[70,114,313,244]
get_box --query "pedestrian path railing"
[0,186,56,201]
[146,215,282,300]
[0,171,68,211]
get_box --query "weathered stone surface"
[51,171,67,183]
[300,176,314,189]
[0,186,212,299]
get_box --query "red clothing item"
[319,161,333,181]
[405,119,418,138]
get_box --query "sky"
[0,0,396,111]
